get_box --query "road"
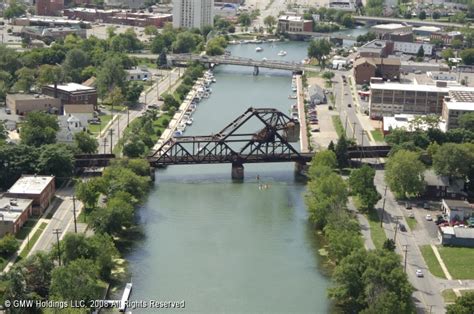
[374,171,445,314]
[97,68,181,153]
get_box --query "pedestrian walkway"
[347,197,376,250]
[430,244,453,280]
[296,75,309,153]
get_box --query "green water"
[126,42,330,313]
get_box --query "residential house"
[441,199,473,223]
[308,85,326,105]
[126,68,150,81]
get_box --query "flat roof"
[440,226,474,239]
[0,198,33,222]
[7,175,54,195]
[47,83,95,92]
[372,23,408,30]
[64,104,94,113]
[7,93,56,100]
[371,82,474,93]
[383,114,446,132]
[445,102,474,111]
[278,15,304,22]
[449,90,474,102]
[443,199,472,209]
[413,26,441,32]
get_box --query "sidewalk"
[347,197,376,250]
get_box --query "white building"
[173,0,214,29]
[126,68,150,81]
[394,41,433,56]
[104,0,145,9]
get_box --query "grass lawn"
[18,222,48,260]
[442,289,457,303]
[370,129,384,142]
[306,71,320,78]
[366,208,386,250]
[332,116,344,138]
[460,289,474,296]
[406,216,417,231]
[438,246,474,279]
[420,245,446,279]
[89,115,113,134]
[15,219,39,240]
[102,103,127,112]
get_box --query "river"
[126,41,332,313]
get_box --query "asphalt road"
[374,171,445,314]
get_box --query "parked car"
[347,104,351,107]
[148,104,159,110]
[5,108,11,114]
[416,269,424,277]
[408,212,415,218]
[311,128,320,133]
[405,202,412,209]
[399,223,407,232]
[425,214,432,221]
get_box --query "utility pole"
[127,107,130,127]
[109,129,114,154]
[402,244,408,272]
[345,114,348,132]
[117,115,120,141]
[53,229,62,266]
[380,185,388,227]
[72,195,77,234]
[394,216,400,242]
[103,138,108,154]
[352,122,357,140]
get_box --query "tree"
[459,112,474,131]
[206,36,227,56]
[418,10,427,20]
[432,11,441,19]
[90,195,134,235]
[417,45,425,58]
[13,67,36,93]
[74,131,98,154]
[0,234,19,256]
[124,81,144,104]
[37,144,75,179]
[441,48,455,61]
[163,93,179,110]
[157,49,168,67]
[385,150,425,198]
[95,56,126,98]
[461,48,474,65]
[3,0,25,19]
[349,165,380,211]
[308,39,331,68]
[37,64,63,87]
[451,39,464,49]
[151,35,165,54]
[382,238,396,251]
[21,112,59,147]
[75,179,101,212]
[104,86,124,112]
[62,48,90,82]
[341,14,354,28]
[144,25,158,36]
[328,140,335,152]
[322,71,335,81]
[433,143,474,180]
[50,259,102,303]
[263,15,276,33]
[238,13,252,27]
[335,135,349,168]
[447,292,474,314]
[123,137,147,157]
[172,31,201,53]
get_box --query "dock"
[295,75,310,153]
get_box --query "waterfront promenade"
[296,75,310,153]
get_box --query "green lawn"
[442,289,457,303]
[15,219,39,240]
[420,245,446,279]
[438,246,474,279]
[102,103,127,112]
[460,289,474,296]
[406,216,417,231]
[306,71,320,78]
[89,115,113,134]
[366,208,386,250]
[370,129,384,142]
[332,115,344,137]
[18,222,48,260]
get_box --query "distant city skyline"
[172,0,214,29]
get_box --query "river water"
[126,41,332,313]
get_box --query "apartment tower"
[173,0,214,29]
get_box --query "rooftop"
[7,93,56,101]
[7,175,55,195]
[383,114,446,132]
[63,104,95,113]
[278,15,304,22]
[449,90,474,102]
[445,102,474,112]
[443,199,472,209]
[413,26,441,33]
[47,83,95,93]
[424,169,449,187]
[371,82,474,93]
[440,226,474,239]
[372,23,408,30]
[0,198,33,222]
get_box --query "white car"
[426,214,432,221]
[416,269,424,277]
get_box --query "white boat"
[256,47,263,52]
[292,86,297,92]
[119,283,133,312]
[289,94,297,99]
[185,118,193,126]
[203,92,210,98]
[212,78,216,83]
[173,130,183,137]
[278,50,287,56]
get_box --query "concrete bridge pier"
[294,161,307,175]
[253,66,259,76]
[231,162,244,180]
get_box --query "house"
[438,226,474,247]
[64,104,95,126]
[424,169,450,198]
[6,93,62,115]
[36,0,64,16]
[353,57,401,85]
[308,85,326,105]
[126,68,150,81]
[42,83,97,109]
[5,175,56,215]
[441,199,473,223]
[57,115,87,143]
[0,197,33,237]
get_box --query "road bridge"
[353,16,466,28]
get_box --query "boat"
[185,118,193,126]
[262,57,267,62]
[203,92,210,98]
[292,86,297,92]
[289,94,297,99]
[119,283,133,312]
[173,130,183,137]
[278,50,287,56]
[256,47,263,52]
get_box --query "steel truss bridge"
[147,108,391,178]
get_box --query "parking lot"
[401,201,444,245]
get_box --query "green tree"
[144,25,158,36]
[37,64,63,87]
[0,144,40,190]
[308,39,332,68]
[441,48,455,61]
[459,112,474,131]
[417,45,425,58]
[432,11,441,19]
[50,258,102,303]
[95,56,126,99]
[157,49,168,67]
[75,179,101,212]
[62,48,90,82]
[37,144,74,179]
[322,71,335,81]
[385,150,425,198]
[382,238,396,251]
[447,292,474,314]
[335,135,349,168]
[263,15,276,33]
[13,67,36,93]
[0,234,19,256]
[90,194,134,235]
[123,136,147,158]
[74,131,98,154]
[433,143,474,179]
[418,10,427,20]
[349,165,380,211]
[105,86,124,112]
[451,39,464,49]
[20,112,59,147]
[151,35,165,54]
[124,81,144,104]
[172,31,201,53]
[206,36,228,56]
[365,0,384,16]
[3,0,25,19]
[238,13,252,26]
[461,48,474,65]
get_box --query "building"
[442,90,474,130]
[393,41,432,56]
[214,3,238,17]
[21,26,87,43]
[277,15,313,33]
[413,26,441,37]
[6,94,62,115]
[42,83,97,108]
[36,0,64,16]
[126,68,150,81]
[104,0,145,8]
[369,81,474,118]
[358,40,393,58]
[424,169,450,198]
[63,104,95,126]
[328,0,355,11]
[439,226,474,247]
[382,114,446,135]
[308,85,326,105]
[57,115,87,143]
[173,0,214,29]
[401,61,449,74]
[0,198,33,237]
[441,199,473,223]
[12,17,91,29]
[353,57,401,84]
[5,175,56,215]
[371,23,412,39]
[430,31,464,46]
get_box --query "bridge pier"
[231,162,244,180]
[294,161,307,175]
[253,66,259,76]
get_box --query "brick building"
[5,176,56,215]
[36,0,64,16]
[0,198,33,237]
[6,93,62,115]
[278,15,313,33]
[42,83,97,108]
[353,57,401,84]
[430,31,464,46]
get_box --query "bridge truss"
[148,108,311,167]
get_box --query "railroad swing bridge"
[146,108,392,179]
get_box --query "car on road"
[425,214,433,221]
[416,269,424,277]
[399,223,407,232]
[148,104,159,110]
[311,128,320,133]
[408,212,415,218]
[347,104,351,107]
[405,202,412,209]
[5,108,11,114]
[344,92,348,95]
